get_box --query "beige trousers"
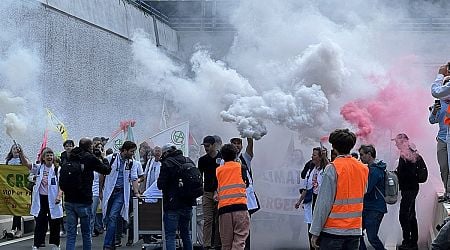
[219,210,250,250]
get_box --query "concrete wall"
[0,0,178,156]
[37,0,178,51]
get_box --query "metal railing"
[124,0,170,24]
[396,17,450,32]
[169,17,235,32]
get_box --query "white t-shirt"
[39,165,52,195]
[7,157,21,165]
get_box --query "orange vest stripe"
[445,105,450,125]
[218,183,246,192]
[217,161,247,209]
[324,157,368,231]
[325,218,362,229]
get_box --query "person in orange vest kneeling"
[310,129,369,250]
[215,144,250,250]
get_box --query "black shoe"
[114,241,122,247]
[126,240,133,246]
[408,243,418,250]
[438,195,447,203]
[398,241,409,250]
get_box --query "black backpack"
[167,157,204,200]
[59,159,84,193]
[416,157,428,183]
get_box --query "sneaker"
[14,230,23,238]
[115,241,122,247]
[32,247,38,250]
[60,231,66,238]
[398,245,408,250]
[438,195,447,203]
[408,243,419,250]
[51,245,61,250]
[126,240,133,246]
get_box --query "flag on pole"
[46,108,68,142]
[149,121,189,156]
[159,96,169,131]
[106,120,136,152]
[36,129,49,162]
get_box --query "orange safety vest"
[444,105,450,125]
[216,161,247,209]
[324,156,368,230]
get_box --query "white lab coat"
[102,154,139,222]
[241,152,259,211]
[30,164,63,219]
[144,157,161,190]
[301,167,323,224]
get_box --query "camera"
[93,148,102,157]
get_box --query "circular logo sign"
[114,139,123,150]
[171,130,185,145]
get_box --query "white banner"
[149,121,189,156]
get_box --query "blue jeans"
[103,188,124,248]
[163,207,193,250]
[65,202,92,250]
[320,233,360,250]
[360,210,385,250]
[91,196,103,234]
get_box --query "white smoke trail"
[0,90,25,114]
[4,113,26,139]
[0,45,42,142]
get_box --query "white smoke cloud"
[131,30,257,133]
[0,46,41,91]
[4,113,26,138]
[0,45,42,141]
[0,90,25,114]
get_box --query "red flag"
[36,129,49,162]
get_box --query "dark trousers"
[34,195,61,247]
[399,190,419,246]
[360,210,385,250]
[12,216,21,230]
[320,233,360,250]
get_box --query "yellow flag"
[46,108,68,141]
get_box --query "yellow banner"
[0,165,32,216]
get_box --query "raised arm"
[246,138,254,158]
[17,147,32,170]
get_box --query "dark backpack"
[59,159,84,193]
[416,158,428,183]
[167,157,204,200]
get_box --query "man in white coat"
[101,141,141,250]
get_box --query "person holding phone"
[431,64,450,203]
[429,96,450,202]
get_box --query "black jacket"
[396,154,425,192]
[60,151,69,166]
[157,149,197,211]
[63,147,111,204]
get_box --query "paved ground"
[0,232,151,250]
